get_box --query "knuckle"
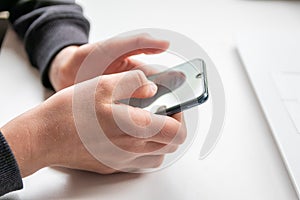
[128,139,146,153]
[176,128,187,144]
[133,70,147,86]
[95,78,114,106]
[131,107,152,127]
[97,77,113,95]
[152,155,164,168]
[168,145,179,153]
[98,103,112,117]
[135,33,150,47]
[160,128,174,140]
[160,121,177,139]
[59,62,72,77]
[161,118,187,145]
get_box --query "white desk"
[1,0,300,199]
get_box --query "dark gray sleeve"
[0,131,23,196]
[8,0,90,89]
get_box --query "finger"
[128,59,161,76]
[110,104,157,138]
[153,70,186,91]
[144,142,179,155]
[110,103,183,142]
[106,58,160,76]
[171,112,184,122]
[147,114,187,145]
[100,33,170,61]
[111,138,178,154]
[129,155,165,169]
[106,70,157,100]
[110,101,186,142]
[172,112,187,142]
[127,70,187,108]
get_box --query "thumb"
[110,70,157,101]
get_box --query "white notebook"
[237,31,300,199]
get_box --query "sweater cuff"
[25,18,89,90]
[0,131,23,196]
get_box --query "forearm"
[7,0,90,89]
[49,45,80,91]
[0,90,77,179]
[1,105,50,177]
[0,100,61,196]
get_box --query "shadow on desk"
[1,168,142,200]
[50,167,142,199]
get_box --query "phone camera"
[196,73,203,79]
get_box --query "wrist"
[0,103,57,177]
[49,45,79,91]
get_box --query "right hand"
[2,70,187,176]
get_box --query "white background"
[1,0,300,199]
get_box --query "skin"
[49,34,170,91]
[1,34,187,178]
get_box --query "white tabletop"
[1,0,300,199]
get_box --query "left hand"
[49,33,169,91]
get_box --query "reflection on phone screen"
[121,59,207,114]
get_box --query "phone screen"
[123,58,208,115]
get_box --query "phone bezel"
[154,58,209,116]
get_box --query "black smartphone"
[123,58,209,116]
